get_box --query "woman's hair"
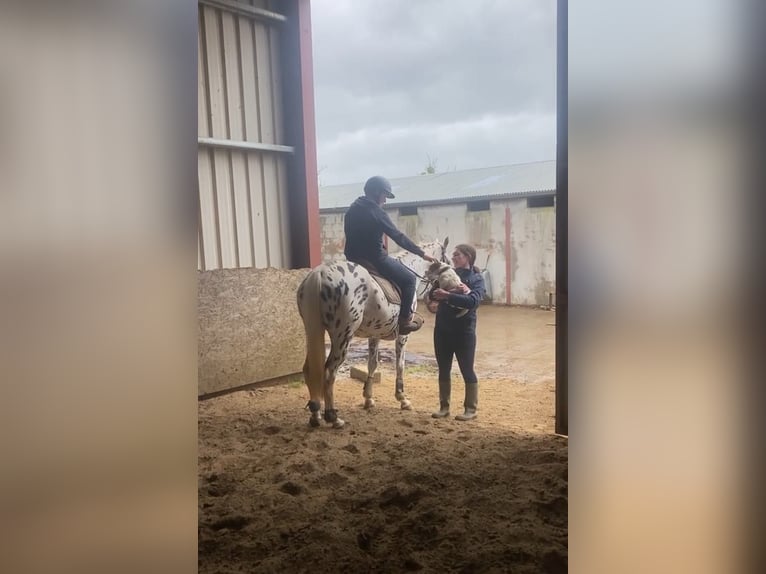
[455,244,478,270]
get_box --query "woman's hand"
[426,299,439,314]
[455,283,470,294]
[432,288,450,301]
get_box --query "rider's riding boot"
[398,313,423,335]
[431,379,451,418]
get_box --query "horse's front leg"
[363,338,379,409]
[395,335,412,410]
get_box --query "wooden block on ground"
[350,366,381,384]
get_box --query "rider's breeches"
[373,256,417,321]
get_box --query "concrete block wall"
[320,212,346,263]
[319,199,556,306]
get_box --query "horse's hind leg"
[323,332,350,428]
[299,297,326,428]
[303,358,322,427]
[395,335,412,410]
[363,338,380,409]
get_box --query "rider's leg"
[397,272,417,324]
[375,257,419,332]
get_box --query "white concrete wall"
[318,199,555,306]
[498,199,556,306]
[319,212,346,263]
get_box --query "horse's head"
[394,237,451,300]
[420,236,450,264]
[424,260,450,281]
[424,257,465,299]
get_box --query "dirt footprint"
[321,472,349,487]
[287,462,316,474]
[279,481,304,496]
[208,515,251,531]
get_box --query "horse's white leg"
[298,274,326,428]
[303,359,322,427]
[323,332,349,428]
[395,334,412,410]
[363,338,379,409]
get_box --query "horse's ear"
[443,236,449,248]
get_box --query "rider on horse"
[344,175,437,334]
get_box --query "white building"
[318,160,556,307]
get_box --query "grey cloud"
[318,113,555,186]
[311,0,557,185]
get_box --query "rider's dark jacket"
[344,196,426,264]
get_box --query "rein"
[391,240,449,298]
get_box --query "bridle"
[440,242,449,264]
[413,240,450,298]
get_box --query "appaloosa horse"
[296,238,449,428]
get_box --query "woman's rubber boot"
[431,379,451,418]
[455,383,478,421]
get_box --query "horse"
[296,238,449,428]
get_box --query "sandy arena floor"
[199,306,567,573]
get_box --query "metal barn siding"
[197,0,320,271]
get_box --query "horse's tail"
[297,268,326,407]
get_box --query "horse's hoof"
[364,398,375,409]
[400,400,412,411]
[332,418,346,429]
[309,417,320,428]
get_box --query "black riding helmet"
[364,175,395,199]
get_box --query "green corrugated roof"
[319,160,556,211]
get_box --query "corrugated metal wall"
[197,1,292,270]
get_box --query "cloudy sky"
[309,0,557,186]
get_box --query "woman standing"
[426,244,486,420]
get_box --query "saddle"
[355,259,401,305]
[354,259,425,335]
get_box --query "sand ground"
[199,306,567,573]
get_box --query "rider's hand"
[422,254,437,263]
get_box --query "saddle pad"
[368,271,401,305]
[353,260,402,305]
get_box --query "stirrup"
[398,313,424,334]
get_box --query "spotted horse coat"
[296,238,449,428]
